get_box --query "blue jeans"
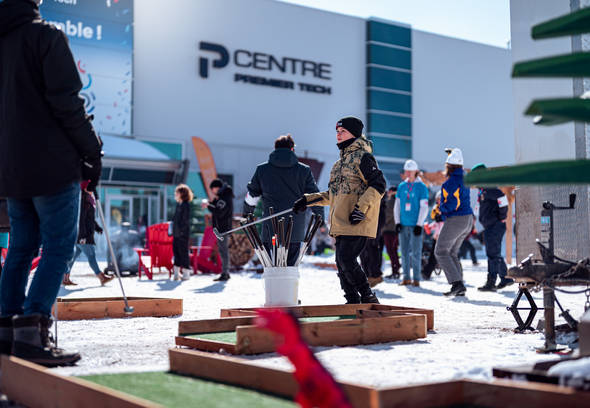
[399,226,423,281]
[0,182,80,316]
[484,221,507,281]
[67,244,101,276]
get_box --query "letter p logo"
[199,42,229,78]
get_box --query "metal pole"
[94,193,134,315]
[543,286,556,351]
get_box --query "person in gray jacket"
[243,135,324,266]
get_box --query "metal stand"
[539,287,557,352]
[507,285,541,332]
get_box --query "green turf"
[185,331,237,343]
[183,316,357,344]
[81,371,296,408]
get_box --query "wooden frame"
[220,303,434,331]
[1,351,587,408]
[176,311,427,355]
[0,355,160,408]
[53,297,182,320]
[169,348,588,408]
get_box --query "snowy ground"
[50,255,588,389]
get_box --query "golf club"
[94,192,134,315]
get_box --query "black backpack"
[0,199,10,233]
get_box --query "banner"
[192,137,219,200]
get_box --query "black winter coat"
[244,149,324,243]
[208,184,233,233]
[0,0,102,198]
[478,188,508,229]
[77,191,101,245]
[173,201,191,240]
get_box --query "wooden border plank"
[178,316,254,335]
[376,380,464,408]
[54,297,182,320]
[175,336,237,354]
[462,379,587,408]
[234,315,427,354]
[168,348,378,408]
[0,355,160,408]
[370,305,435,330]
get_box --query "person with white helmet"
[434,148,474,296]
[393,159,429,286]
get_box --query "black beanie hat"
[336,116,363,138]
[210,179,223,189]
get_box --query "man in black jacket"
[0,0,102,366]
[472,164,513,291]
[243,135,324,266]
[204,179,234,281]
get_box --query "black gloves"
[349,205,365,225]
[413,225,422,236]
[395,224,402,233]
[434,213,443,222]
[293,196,308,214]
[82,153,103,192]
[95,225,104,234]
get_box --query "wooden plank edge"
[178,316,255,335]
[0,355,160,408]
[175,336,237,354]
[168,348,378,408]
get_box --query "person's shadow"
[155,280,182,291]
[194,282,226,294]
[57,286,88,296]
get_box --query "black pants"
[360,236,384,278]
[422,239,437,279]
[335,236,371,300]
[263,242,301,266]
[173,237,190,268]
[484,222,507,281]
[459,238,477,263]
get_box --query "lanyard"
[406,182,414,201]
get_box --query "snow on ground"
[50,255,588,388]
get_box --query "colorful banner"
[192,137,219,201]
[40,0,133,136]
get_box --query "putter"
[94,192,134,315]
[214,208,293,241]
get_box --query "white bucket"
[262,266,300,307]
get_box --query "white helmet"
[403,159,419,171]
[445,148,464,165]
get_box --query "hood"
[340,136,372,158]
[218,183,234,199]
[0,0,40,37]
[269,148,298,168]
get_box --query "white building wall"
[133,0,366,195]
[510,0,575,163]
[412,30,514,171]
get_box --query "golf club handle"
[218,208,293,237]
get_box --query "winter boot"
[399,279,412,286]
[181,268,191,281]
[358,283,380,304]
[213,272,230,282]
[444,281,466,297]
[344,294,361,304]
[0,316,13,355]
[97,272,114,286]
[173,266,181,280]
[12,314,81,367]
[496,278,514,290]
[412,280,420,287]
[478,275,497,292]
[368,276,383,288]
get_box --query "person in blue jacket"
[394,159,429,286]
[434,148,474,296]
[471,163,513,291]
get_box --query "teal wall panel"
[367,44,411,70]
[368,113,411,136]
[367,67,411,92]
[367,21,411,48]
[368,90,411,114]
[371,137,411,158]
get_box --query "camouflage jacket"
[305,137,386,238]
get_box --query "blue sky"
[277,0,511,48]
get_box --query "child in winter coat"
[434,148,474,296]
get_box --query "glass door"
[106,196,132,228]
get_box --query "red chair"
[191,226,222,274]
[135,223,174,280]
